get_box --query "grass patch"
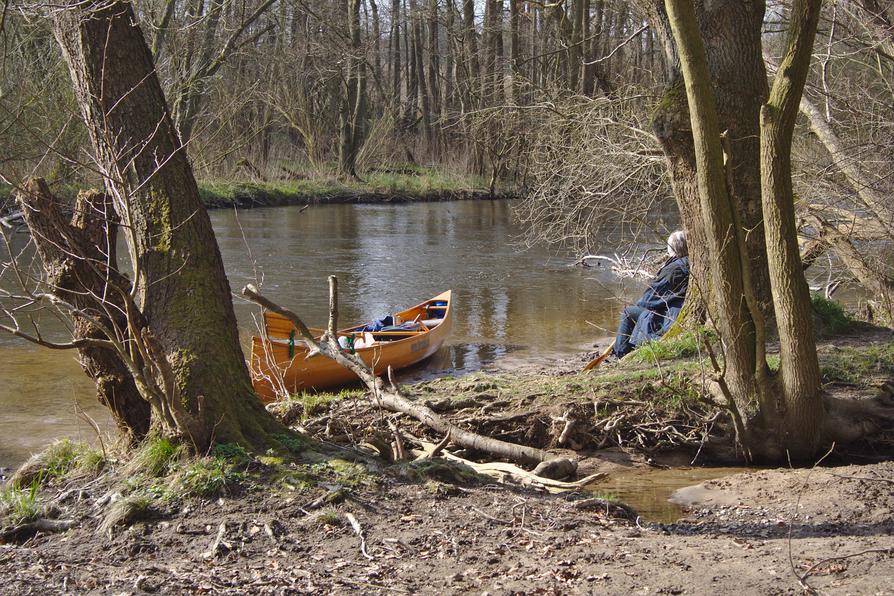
[288,388,362,420]
[628,330,706,365]
[818,343,894,388]
[0,476,44,524]
[99,491,156,535]
[326,459,376,489]
[211,442,251,466]
[40,439,105,479]
[175,458,234,498]
[127,436,182,477]
[316,508,341,527]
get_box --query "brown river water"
[1,200,744,518]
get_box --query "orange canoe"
[250,290,452,402]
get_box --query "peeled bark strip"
[242,280,577,477]
[17,178,150,440]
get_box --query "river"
[1,200,659,470]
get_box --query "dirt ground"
[1,458,892,595]
[2,327,892,594]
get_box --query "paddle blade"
[583,345,614,372]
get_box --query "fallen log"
[242,279,578,478]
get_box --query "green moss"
[324,459,376,489]
[147,187,173,253]
[272,432,308,455]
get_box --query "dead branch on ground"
[242,279,577,478]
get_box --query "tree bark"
[642,0,772,318]
[51,0,283,451]
[340,0,367,178]
[17,179,150,441]
[663,0,770,459]
[759,0,825,461]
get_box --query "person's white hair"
[667,230,688,257]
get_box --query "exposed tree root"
[0,518,77,544]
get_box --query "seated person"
[612,230,690,358]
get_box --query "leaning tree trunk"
[18,179,150,441]
[759,0,825,461]
[51,0,283,451]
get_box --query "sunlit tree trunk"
[662,0,768,459]
[759,0,826,460]
[52,0,283,451]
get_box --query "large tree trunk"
[641,0,772,317]
[51,0,282,451]
[18,179,151,441]
[662,0,772,459]
[759,0,825,461]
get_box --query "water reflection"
[0,200,650,468]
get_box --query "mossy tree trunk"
[51,0,283,451]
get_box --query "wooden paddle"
[583,344,614,372]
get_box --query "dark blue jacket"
[630,256,689,346]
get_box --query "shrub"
[811,294,854,336]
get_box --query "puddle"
[589,466,744,523]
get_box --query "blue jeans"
[613,305,646,357]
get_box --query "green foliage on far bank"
[197,167,487,207]
[1,167,487,214]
